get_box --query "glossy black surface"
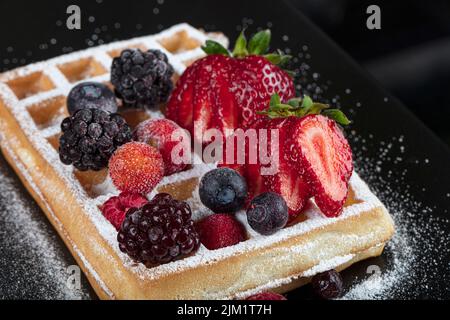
[0,0,449,299]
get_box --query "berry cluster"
[117,193,200,266]
[111,49,174,109]
[59,109,131,171]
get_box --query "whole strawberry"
[133,118,191,176]
[196,214,246,250]
[166,30,295,143]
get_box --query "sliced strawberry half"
[288,115,353,217]
[257,117,310,220]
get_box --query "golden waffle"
[0,23,394,299]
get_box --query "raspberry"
[117,193,200,266]
[246,292,287,300]
[101,192,148,230]
[311,269,343,299]
[196,214,246,250]
[111,48,174,109]
[109,142,164,194]
[59,109,132,171]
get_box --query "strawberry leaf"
[270,93,281,106]
[301,96,314,110]
[306,102,329,115]
[260,94,351,125]
[264,50,292,66]
[322,109,351,125]
[248,30,271,55]
[202,40,230,56]
[232,30,248,57]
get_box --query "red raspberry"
[196,214,246,250]
[101,192,148,230]
[133,118,190,176]
[109,142,164,194]
[246,292,287,300]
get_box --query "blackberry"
[111,48,174,109]
[117,193,200,266]
[311,269,344,299]
[67,82,118,115]
[199,168,248,213]
[59,109,132,171]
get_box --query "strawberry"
[288,115,353,217]
[196,214,246,250]
[133,118,190,176]
[253,117,310,220]
[260,94,353,217]
[109,142,164,194]
[166,29,295,144]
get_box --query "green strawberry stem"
[201,29,292,69]
[258,94,351,126]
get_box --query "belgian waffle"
[0,23,394,299]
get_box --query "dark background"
[2,0,450,145]
[1,0,449,300]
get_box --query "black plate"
[1,0,449,300]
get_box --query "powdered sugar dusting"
[339,132,450,299]
[0,23,397,299]
[0,154,91,299]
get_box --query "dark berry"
[117,193,200,266]
[58,109,131,171]
[311,269,344,299]
[199,168,248,213]
[67,82,118,115]
[111,48,174,109]
[247,192,288,235]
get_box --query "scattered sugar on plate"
[341,132,450,299]
[0,156,92,300]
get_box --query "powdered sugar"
[0,23,398,299]
[0,154,91,299]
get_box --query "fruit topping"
[101,192,148,230]
[311,269,344,299]
[246,292,287,300]
[117,193,200,266]
[166,29,295,143]
[111,48,174,109]
[253,116,311,220]
[259,94,353,217]
[196,214,246,250]
[67,81,118,115]
[247,192,289,235]
[109,141,164,194]
[133,118,190,176]
[199,168,248,213]
[59,108,132,171]
[288,115,353,217]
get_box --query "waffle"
[0,23,395,300]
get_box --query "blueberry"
[247,192,288,235]
[67,82,118,115]
[199,168,248,213]
[311,270,343,299]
